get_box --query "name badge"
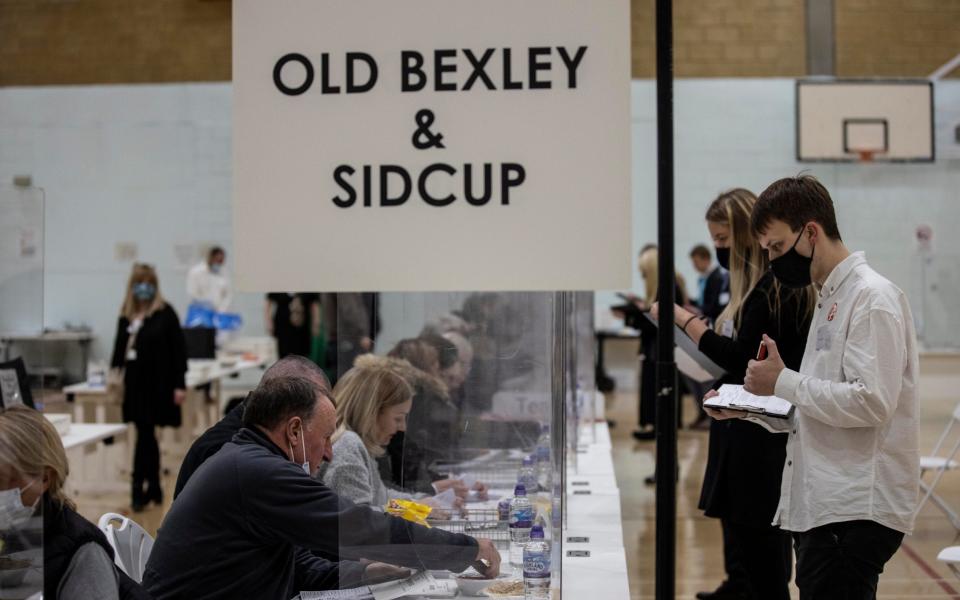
[721,320,734,338]
[815,325,833,352]
[126,349,138,361]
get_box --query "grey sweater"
[59,542,119,600]
[321,431,419,509]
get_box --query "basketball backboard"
[796,79,934,162]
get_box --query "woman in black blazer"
[657,189,815,600]
[111,263,187,511]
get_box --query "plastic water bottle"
[535,425,551,492]
[508,484,534,565]
[497,497,512,522]
[523,524,551,599]
[518,456,538,492]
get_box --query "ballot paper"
[642,314,725,383]
[703,384,794,419]
[458,474,478,489]
[431,487,458,511]
[299,571,457,600]
[299,588,373,600]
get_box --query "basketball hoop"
[851,148,887,163]
[796,80,933,163]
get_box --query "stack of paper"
[703,384,794,419]
[299,589,373,600]
[298,571,457,600]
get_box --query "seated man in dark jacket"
[173,395,246,498]
[174,355,326,499]
[144,375,499,600]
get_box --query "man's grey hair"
[241,356,333,430]
[261,355,331,395]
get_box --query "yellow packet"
[385,499,433,527]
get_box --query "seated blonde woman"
[0,406,148,599]
[378,348,486,499]
[319,356,463,513]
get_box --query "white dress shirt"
[748,252,920,535]
[186,262,232,312]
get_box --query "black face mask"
[770,229,814,288]
[715,247,730,270]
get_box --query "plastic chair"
[917,403,960,532]
[98,512,154,583]
[937,546,960,580]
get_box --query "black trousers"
[723,519,792,600]
[638,358,656,427]
[720,520,749,594]
[133,422,161,489]
[794,520,904,600]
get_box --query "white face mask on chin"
[0,480,39,530]
[289,431,310,476]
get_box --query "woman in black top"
[265,292,321,359]
[658,189,815,600]
[111,263,187,511]
[614,245,690,441]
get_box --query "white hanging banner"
[233,0,631,292]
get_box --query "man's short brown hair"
[751,175,842,240]
[690,245,711,261]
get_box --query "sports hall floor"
[607,352,960,599]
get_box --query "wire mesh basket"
[428,509,511,543]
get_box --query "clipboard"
[703,384,794,419]
[643,313,725,383]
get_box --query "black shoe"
[695,581,749,600]
[644,466,680,486]
[146,482,164,506]
[632,428,656,441]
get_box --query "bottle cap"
[514,484,527,497]
[530,524,545,539]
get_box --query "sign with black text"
[234,0,631,291]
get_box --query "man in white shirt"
[186,246,232,313]
[706,175,919,599]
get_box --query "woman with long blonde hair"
[659,188,815,600]
[320,355,462,512]
[0,406,145,598]
[637,246,690,308]
[110,263,187,512]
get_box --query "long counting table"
[563,417,630,599]
[63,357,266,424]
[364,401,631,598]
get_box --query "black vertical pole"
[654,1,678,600]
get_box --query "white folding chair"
[917,403,960,531]
[937,546,960,580]
[97,512,155,583]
